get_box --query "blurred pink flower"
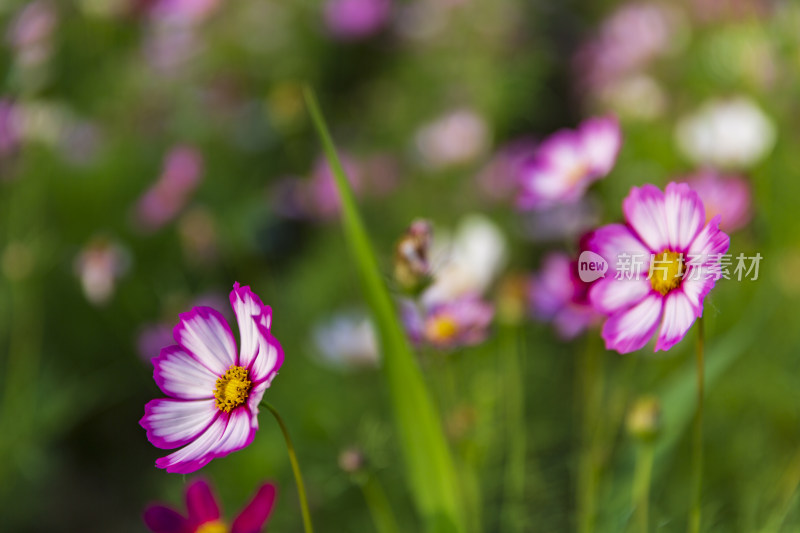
[323,0,392,40]
[137,323,174,363]
[148,0,221,24]
[143,478,276,533]
[140,283,283,473]
[585,183,729,353]
[135,145,203,232]
[0,99,22,160]
[403,295,494,350]
[529,252,600,340]
[682,170,752,232]
[517,116,621,210]
[307,154,363,219]
[415,109,490,169]
[272,153,380,221]
[74,239,130,306]
[7,1,57,67]
[476,138,537,203]
[574,2,683,93]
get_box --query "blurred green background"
[1,0,799,531]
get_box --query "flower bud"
[626,395,661,442]
[394,219,433,294]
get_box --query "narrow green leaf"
[303,86,465,533]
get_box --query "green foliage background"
[0,0,798,532]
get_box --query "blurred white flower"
[312,311,380,369]
[675,96,775,169]
[422,214,507,306]
[415,109,490,169]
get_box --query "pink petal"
[664,182,705,251]
[586,223,649,271]
[589,277,650,315]
[230,282,273,373]
[154,409,256,474]
[143,505,189,533]
[153,346,217,400]
[688,215,730,263]
[679,275,716,316]
[655,291,698,352]
[553,305,597,340]
[185,480,220,524]
[623,184,669,252]
[580,115,621,176]
[174,306,237,375]
[249,322,284,384]
[246,381,269,431]
[140,398,218,450]
[231,483,277,533]
[601,293,663,354]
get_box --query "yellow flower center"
[213,365,251,413]
[196,521,228,533]
[425,315,459,343]
[650,250,685,295]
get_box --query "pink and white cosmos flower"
[586,182,730,353]
[517,116,622,210]
[140,282,283,474]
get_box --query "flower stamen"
[214,365,252,413]
[650,250,685,295]
[425,315,459,344]
[196,521,228,533]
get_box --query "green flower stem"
[632,442,655,533]
[303,86,464,533]
[578,338,603,533]
[262,402,314,533]
[689,317,705,533]
[501,324,526,532]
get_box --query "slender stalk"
[304,86,464,533]
[632,442,655,533]
[263,402,314,533]
[360,474,402,533]
[688,317,705,533]
[578,338,603,533]
[501,324,526,532]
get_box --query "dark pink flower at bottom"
[144,478,276,533]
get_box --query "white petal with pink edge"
[688,215,730,263]
[174,307,237,375]
[589,277,651,315]
[664,182,705,251]
[230,283,273,371]
[155,409,254,474]
[249,324,284,384]
[679,275,716,315]
[656,291,698,351]
[587,223,649,271]
[153,346,217,400]
[141,398,218,450]
[601,293,663,354]
[623,185,669,252]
